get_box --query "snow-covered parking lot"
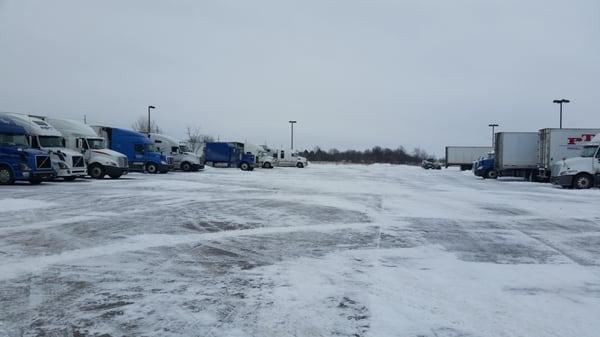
[1,164,600,337]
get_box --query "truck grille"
[72,156,85,167]
[35,155,52,169]
[119,157,128,168]
[167,156,174,165]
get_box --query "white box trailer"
[537,128,600,180]
[494,132,538,179]
[445,146,492,170]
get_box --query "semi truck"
[445,146,492,170]
[475,132,539,180]
[553,134,600,189]
[0,118,55,184]
[204,142,255,171]
[271,149,308,168]
[244,143,276,168]
[0,112,87,181]
[44,118,129,179]
[537,128,600,181]
[148,133,203,171]
[92,126,171,174]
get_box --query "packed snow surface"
[1,164,599,337]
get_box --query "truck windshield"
[145,144,158,152]
[87,138,106,149]
[38,136,64,148]
[580,145,598,158]
[0,134,28,147]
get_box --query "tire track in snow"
[0,221,392,281]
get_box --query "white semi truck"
[553,134,600,189]
[44,117,129,179]
[537,128,600,181]
[272,149,308,168]
[148,133,203,171]
[0,112,86,180]
[244,143,276,168]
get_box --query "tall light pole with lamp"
[289,120,297,149]
[552,99,569,129]
[488,123,499,148]
[147,105,156,134]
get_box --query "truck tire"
[146,163,158,174]
[262,162,272,169]
[181,162,192,172]
[296,162,304,168]
[89,165,105,179]
[0,165,15,185]
[240,162,250,171]
[486,169,498,179]
[29,177,43,185]
[63,176,77,182]
[573,173,593,189]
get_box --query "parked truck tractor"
[0,112,86,181]
[204,142,255,171]
[44,118,129,179]
[92,126,171,174]
[553,134,600,189]
[0,118,55,185]
[473,153,497,179]
[148,133,203,171]
[272,149,308,168]
[244,143,275,168]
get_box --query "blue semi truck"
[92,126,172,173]
[204,142,255,171]
[0,118,55,184]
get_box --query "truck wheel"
[146,163,158,174]
[63,176,77,182]
[240,162,250,171]
[573,173,593,189]
[181,162,192,171]
[296,162,304,168]
[263,162,272,169]
[109,173,122,179]
[0,165,15,185]
[89,165,105,179]
[486,169,498,179]
[29,177,43,185]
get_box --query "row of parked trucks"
[445,128,600,189]
[0,112,308,185]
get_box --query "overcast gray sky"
[1,0,598,156]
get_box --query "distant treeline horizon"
[299,146,436,165]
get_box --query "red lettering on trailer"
[582,134,595,142]
[567,137,582,145]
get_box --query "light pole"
[288,120,297,149]
[552,99,570,129]
[488,123,499,147]
[147,105,155,134]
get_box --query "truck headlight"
[161,160,167,165]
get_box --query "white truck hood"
[557,156,594,176]
[91,148,127,159]
[44,147,83,158]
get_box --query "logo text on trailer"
[567,134,595,145]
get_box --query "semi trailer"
[0,112,86,181]
[0,118,55,184]
[537,128,600,181]
[204,142,255,171]
[148,133,203,171]
[553,134,600,189]
[44,118,129,179]
[92,126,171,173]
[445,146,492,170]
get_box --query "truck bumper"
[32,171,56,180]
[106,166,128,176]
[55,168,87,178]
[159,163,171,173]
[551,175,573,187]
